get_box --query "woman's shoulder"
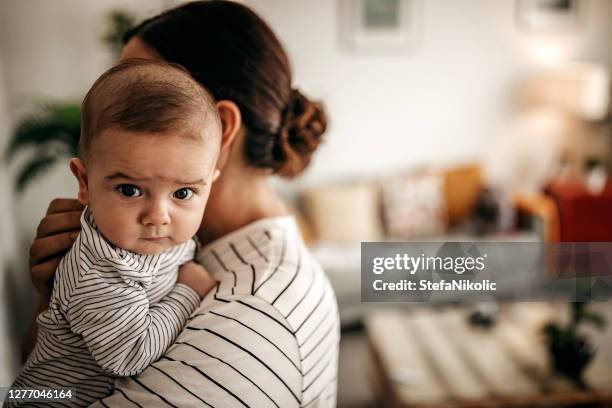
[195,213,340,344]
[197,215,331,304]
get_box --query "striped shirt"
[12,208,201,407]
[94,216,340,407]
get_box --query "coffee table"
[364,303,612,407]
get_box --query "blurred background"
[1,0,612,406]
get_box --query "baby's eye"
[116,184,142,198]
[173,188,194,200]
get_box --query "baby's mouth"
[142,237,168,242]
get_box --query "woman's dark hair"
[124,0,327,177]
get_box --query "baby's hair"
[80,58,221,159]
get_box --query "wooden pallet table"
[364,303,612,407]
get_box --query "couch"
[296,163,548,326]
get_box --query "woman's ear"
[216,100,242,171]
[69,158,90,205]
[212,168,221,183]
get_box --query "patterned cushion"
[382,172,448,239]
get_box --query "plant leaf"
[102,10,137,56]
[49,104,81,126]
[15,155,59,193]
[582,311,606,330]
[5,105,80,161]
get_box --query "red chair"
[545,181,612,242]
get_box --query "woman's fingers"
[36,210,82,238]
[46,198,84,215]
[28,198,83,297]
[29,231,77,267]
[31,258,62,297]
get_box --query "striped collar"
[80,207,162,287]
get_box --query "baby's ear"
[69,158,89,205]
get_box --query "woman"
[25,1,339,406]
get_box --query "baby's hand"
[178,261,216,299]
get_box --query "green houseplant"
[543,302,606,386]
[102,10,137,57]
[4,103,81,192]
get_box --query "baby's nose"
[141,201,171,226]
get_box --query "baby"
[12,59,221,405]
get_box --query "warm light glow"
[527,39,567,64]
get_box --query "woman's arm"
[22,198,83,361]
[91,296,303,407]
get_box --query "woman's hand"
[30,198,84,297]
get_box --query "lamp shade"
[520,63,610,121]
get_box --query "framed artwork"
[516,0,584,32]
[338,0,422,54]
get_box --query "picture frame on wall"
[516,0,584,32]
[338,0,422,54]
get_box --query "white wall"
[0,49,20,385]
[247,0,612,188]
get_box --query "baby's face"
[73,127,218,255]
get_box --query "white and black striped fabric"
[94,216,340,407]
[12,207,200,407]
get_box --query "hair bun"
[275,89,327,177]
